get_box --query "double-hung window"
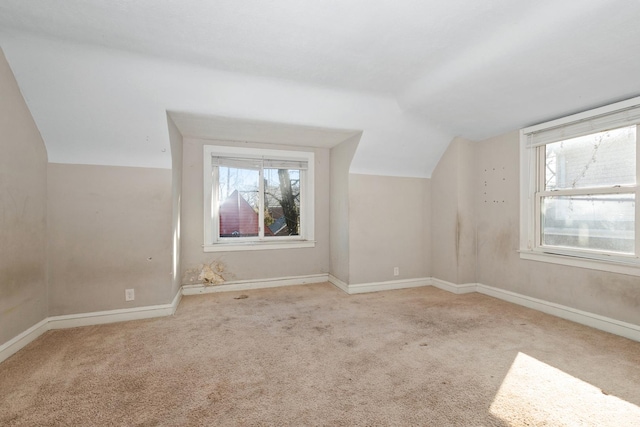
[203,145,315,252]
[520,96,640,275]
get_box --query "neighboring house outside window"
[520,96,640,276]
[203,145,315,252]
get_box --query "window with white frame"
[520,97,640,274]
[203,145,315,252]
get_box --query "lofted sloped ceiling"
[0,0,639,177]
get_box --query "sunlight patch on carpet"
[490,352,640,426]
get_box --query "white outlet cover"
[125,289,135,301]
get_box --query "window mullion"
[299,170,305,239]
[212,164,220,244]
[535,192,542,248]
[539,187,635,197]
[537,146,546,192]
[535,146,546,249]
[258,166,265,239]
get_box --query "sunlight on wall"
[490,352,640,425]
[172,201,181,284]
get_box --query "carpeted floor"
[1,283,639,426]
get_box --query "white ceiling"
[1,0,639,176]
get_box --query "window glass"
[264,168,300,237]
[541,193,635,254]
[204,145,314,251]
[521,98,640,273]
[545,126,636,191]
[218,166,259,238]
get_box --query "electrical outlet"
[393,267,399,276]
[125,288,135,301]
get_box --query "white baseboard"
[430,278,477,294]
[48,290,182,330]
[330,277,431,295]
[181,273,329,295]
[428,277,640,342]
[328,275,349,294]
[4,276,638,365]
[170,288,182,313]
[0,290,183,364]
[476,283,640,342]
[0,318,49,364]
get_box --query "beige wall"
[475,131,640,325]
[430,137,476,284]
[0,47,48,345]
[167,115,183,298]
[432,131,640,325]
[457,137,476,283]
[329,135,359,283]
[349,174,431,284]
[4,34,638,351]
[181,138,330,284]
[47,164,173,315]
[474,131,520,293]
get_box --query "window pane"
[264,168,300,237]
[541,194,635,254]
[218,167,259,238]
[545,126,636,191]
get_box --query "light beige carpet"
[1,283,639,426]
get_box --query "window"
[203,145,315,252]
[520,96,640,275]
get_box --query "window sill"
[204,240,316,252]
[519,249,640,277]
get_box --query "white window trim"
[203,145,315,252]
[519,96,640,276]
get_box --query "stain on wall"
[431,139,462,284]
[431,137,476,284]
[475,130,640,325]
